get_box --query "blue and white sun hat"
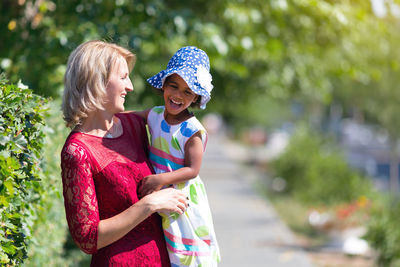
[147,46,213,109]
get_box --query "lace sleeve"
[61,141,99,254]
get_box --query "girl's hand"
[143,188,188,214]
[138,174,165,198]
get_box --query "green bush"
[269,125,372,205]
[23,99,78,267]
[364,197,400,267]
[0,75,48,265]
[21,99,91,266]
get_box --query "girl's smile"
[163,74,198,124]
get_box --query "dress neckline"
[72,114,126,140]
[162,107,194,126]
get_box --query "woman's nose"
[126,78,133,92]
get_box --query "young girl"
[137,46,220,266]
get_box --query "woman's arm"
[61,141,187,253]
[139,132,203,196]
[97,188,187,249]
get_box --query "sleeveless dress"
[60,113,171,266]
[147,106,221,267]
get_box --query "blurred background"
[1,0,400,266]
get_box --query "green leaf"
[0,253,10,264]
[1,242,16,255]
[0,135,11,146]
[4,180,14,196]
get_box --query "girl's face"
[162,74,198,122]
[104,57,133,114]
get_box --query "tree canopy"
[1,0,400,135]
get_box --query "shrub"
[364,197,400,267]
[22,99,77,266]
[0,75,48,265]
[269,125,372,205]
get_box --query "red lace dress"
[60,113,171,267]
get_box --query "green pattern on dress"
[170,212,180,220]
[200,182,206,195]
[153,136,170,154]
[176,182,185,190]
[190,184,198,204]
[153,106,164,114]
[194,226,209,237]
[179,255,195,266]
[162,215,171,229]
[171,136,181,151]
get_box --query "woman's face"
[104,57,133,114]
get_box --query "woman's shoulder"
[116,112,149,142]
[61,132,91,162]
[117,112,145,128]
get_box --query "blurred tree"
[1,0,400,136]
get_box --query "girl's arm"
[97,188,187,249]
[139,132,203,196]
[131,108,151,123]
[61,141,187,254]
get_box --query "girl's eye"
[185,90,193,95]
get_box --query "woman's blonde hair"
[62,40,135,128]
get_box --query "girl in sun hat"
[135,46,221,266]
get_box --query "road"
[200,133,314,267]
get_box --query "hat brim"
[147,67,211,109]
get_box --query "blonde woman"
[61,40,187,266]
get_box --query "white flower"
[196,66,213,93]
[17,79,28,89]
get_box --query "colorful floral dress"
[147,106,221,267]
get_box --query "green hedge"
[269,125,372,205]
[364,197,400,267]
[0,75,48,265]
[0,75,90,266]
[22,99,90,266]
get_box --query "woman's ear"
[193,95,199,104]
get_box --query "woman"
[61,40,188,266]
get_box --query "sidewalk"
[200,133,314,267]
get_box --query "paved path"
[200,133,314,267]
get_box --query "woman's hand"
[138,174,165,198]
[142,188,188,215]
